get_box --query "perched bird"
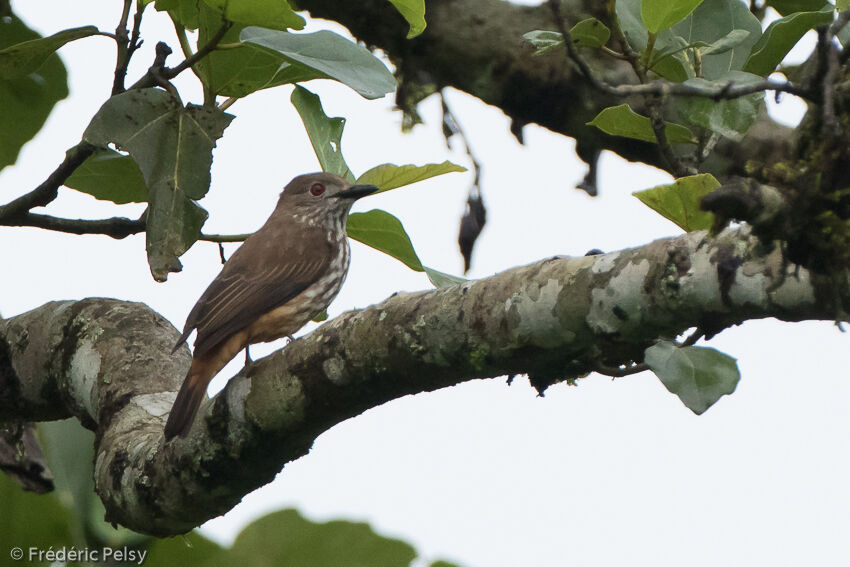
[164,172,378,440]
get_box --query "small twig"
[441,93,482,185]
[218,97,238,111]
[647,99,695,177]
[600,45,629,60]
[110,0,133,94]
[0,142,96,221]
[594,361,649,378]
[679,327,705,347]
[548,0,814,103]
[0,213,145,239]
[200,232,251,243]
[163,23,230,80]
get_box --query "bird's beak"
[334,184,379,200]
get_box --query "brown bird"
[164,172,377,440]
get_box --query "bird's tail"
[164,369,210,440]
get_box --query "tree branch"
[0,142,96,221]
[0,227,842,535]
[295,0,797,178]
[0,212,145,238]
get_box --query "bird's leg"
[244,345,252,365]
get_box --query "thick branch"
[0,227,841,535]
[296,0,796,177]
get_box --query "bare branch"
[0,142,96,221]
[0,212,144,238]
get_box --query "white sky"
[2,2,848,566]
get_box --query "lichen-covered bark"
[0,227,841,535]
[295,0,795,176]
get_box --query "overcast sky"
[2,2,849,566]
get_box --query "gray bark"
[0,227,837,535]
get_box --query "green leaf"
[838,0,850,11]
[40,420,149,546]
[700,29,751,56]
[356,161,466,193]
[767,0,829,15]
[615,0,694,81]
[0,470,73,555]
[195,3,313,97]
[155,0,200,29]
[424,266,466,288]
[291,85,353,182]
[839,18,850,47]
[386,0,427,38]
[642,0,705,33]
[240,27,397,100]
[671,0,762,80]
[64,149,148,204]
[209,509,417,567]
[0,25,98,79]
[644,341,740,415]
[83,88,233,281]
[203,0,305,30]
[522,30,564,55]
[743,5,833,77]
[633,173,719,231]
[0,16,69,172]
[146,532,226,564]
[347,209,424,271]
[571,18,611,47]
[587,104,696,144]
[679,71,764,140]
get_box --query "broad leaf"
[644,341,740,415]
[671,0,762,80]
[347,209,424,271]
[523,30,564,55]
[572,18,611,47]
[83,88,233,281]
[766,0,828,14]
[240,27,396,100]
[203,0,305,30]
[356,161,466,193]
[0,26,98,79]
[208,509,417,567]
[0,16,69,172]
[386,0,427,38]
[425,266,466,288]
[587,104,696,144]
[700,29,751,56]
[633,173,719,231]
[642,0,705,33]
[195,3,317,97]
[146,532,226,564]
[64,149,148,204]
[40,420,148,546]
[0,471,73,556]
[616,0,694,81]
[155,0,200,29]
[838,0,850,10]
[679,71,764,140]
[291,85,353,182]
[743,5,833,77]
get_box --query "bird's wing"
[177,224,333,357]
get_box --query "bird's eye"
[310,183,325,196]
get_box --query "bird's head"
[278,173,378,217]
